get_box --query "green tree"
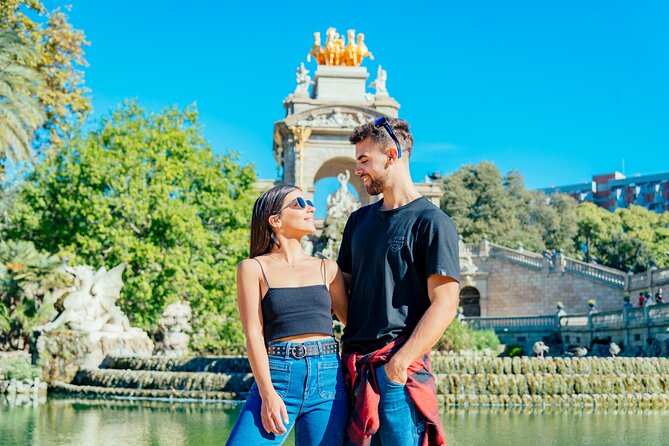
[1,1,90,148]
[3,101,256,353]
[440,162,578,253]
[0,29,44,181]
[441,162,517,243]
[575,203,669,272]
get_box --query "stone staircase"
[467,241,669,291]
[49,355,669,409]
[50,356,254,402]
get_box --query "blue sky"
[47,0,668,213]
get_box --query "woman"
[227,185,349,445]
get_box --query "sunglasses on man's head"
[374,116,402,159]
[275,196,314,215]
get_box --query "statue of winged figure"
[38,263,136,333]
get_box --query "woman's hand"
[261,389,289,435]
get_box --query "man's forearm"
[390,295,457,369]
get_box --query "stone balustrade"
[465,241,669,292]
[464,302,669,354]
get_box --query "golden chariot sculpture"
[307,27,374,66]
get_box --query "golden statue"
[343,29,358,65]
[307,32,326,65]
[308,28,372,66]
[356,33,374,64]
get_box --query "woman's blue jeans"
[227,339,349,445]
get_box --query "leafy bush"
[435,319,501,352]
[0,240,71,351]
[503,344,526,358]
[0,356,40,381]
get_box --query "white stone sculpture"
[326,171,361,222]
[459,239,478,285]
[370,65,388,95]
[295,108,372,128]
[313,170,361,260]
[155,301,192,357]
[293,63,313,98]
[38,263,153,368]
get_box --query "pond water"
[1,398,667,446]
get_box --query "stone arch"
[312,156,370,205]
[459,286,481,317]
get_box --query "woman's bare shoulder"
[237,258,263,277]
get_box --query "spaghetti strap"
[321,258,327,285]
[253,258,270,288]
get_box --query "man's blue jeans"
[227,339,348,445]
[348,365,426,445]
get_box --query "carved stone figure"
[40,264,134,333]
[459,239,479,285]
[154,301,192,357]
[38,263,153,368]
[294,63,312,97]
[370,65,388,95]
[313,170,360,260]
[295,108,373,128]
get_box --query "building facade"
[541,171,669,213]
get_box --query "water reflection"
[1,398,667,446]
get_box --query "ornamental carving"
[295,108,373,128]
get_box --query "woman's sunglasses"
[275,197,314,215]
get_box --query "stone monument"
[311,170,360,259]
[154,301,192,357]
[272,27,445,208]
[38,263,154,368]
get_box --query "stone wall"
[474,255,624,317]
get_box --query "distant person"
[655,288,664,304]
[338,117,459,445]
[623,294,633,309]
[638,292,645,307]
[644,291,654,307]
[555,301,567,317]
[227,185,349,445]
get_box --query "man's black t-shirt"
[337,197,461,354]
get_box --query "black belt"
[267,341,339,359]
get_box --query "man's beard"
[365,175,386,196]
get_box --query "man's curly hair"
[349,118,414,158]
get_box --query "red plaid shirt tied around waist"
[342,337,446,446]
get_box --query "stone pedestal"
[85,330,154,369]
[312,66,369,102]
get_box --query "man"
[337,117,460,445]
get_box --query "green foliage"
[0,239,69,350]
[441,162,668,272]
[1,1,90,148]
[575,203,669,272]
[0,28,44,181]
[440,162,578,253]
[435,319,501,352]
[3,101,256,353]
[0,354,39,380]
[503,344,526,358]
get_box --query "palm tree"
[0,29,44,182]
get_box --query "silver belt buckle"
[291,344,307,359]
